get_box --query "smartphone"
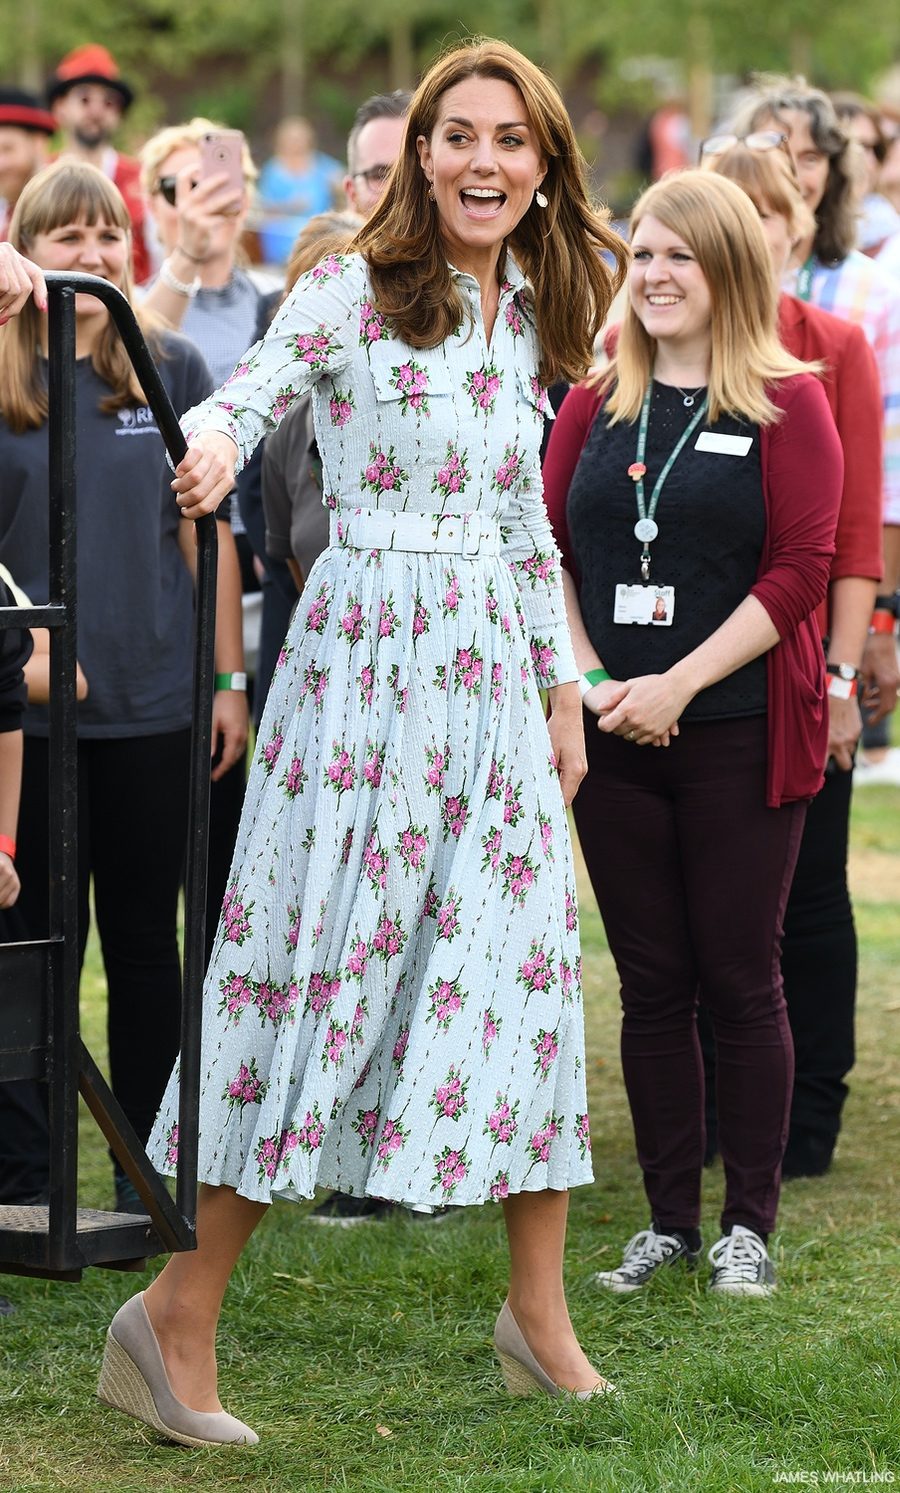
[198,130,245,206]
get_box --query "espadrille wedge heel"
[97,1294,258,1447]
[492,1300,616,1401]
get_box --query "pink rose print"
[293,323,340,368]
[431,1065,469,1122]
[491,443,524,494]
[505,299,525,337]
[360,441,408,495]
[357,661,374,707]
[353,1059,372,1092]
[338,595,366,646]
[532,1028,560,1081]
[565,889,578,934]
[270,385,298,423]
[484,580,500,623]
[322,1020,350,1070]
[258,723,284,776]
[489,1170,510,1202]
[436,891,461,942]
[392,1024,410,1074]
[254,1127,296,1182]
[502,776,525,828]
[501,850,539,905]
[426,974,466,1031]
[311,899,326,946]
[529,636,559,688]
[279,755,308,800]
[311,253,346,282]
[433,1145,469,1198]
[372,912,407,963]
[375,1115,408,1170]
[217,970,254,1025]
[324,740,357,797]
[304,969,341,1017]
[442,570,461,617]
[412,591,430,641]
[300,662,329,710]
[363,741,385,788]
[329,388,355,427]
[424,742,451,795]
[480,827,503,876]
[538,812,554,861]
[391,359,430,417]
[359,299,387,345]
[305,584,331,635]
[518,943,559,996]
[419,879,440,922]
[466,361,502,416]
[223,1056,267,1110]
[520,549,556,588]
[353,1107,380,1153]
[351,998,367,1045]
[378,594,399,639]
[222,885,254,946]
[491,662,503,704]
[397,822,429,874]
[363,832,389,891]
[387,662,408,714]
[431,442,470,498]
[529,375,549,414]
[575,1112,591,1161]
[482,1007,502,1055]
[484,1091,519,1146]
[284,905,302,954]
[452,643,483,696]
[254,979,299,1025]
[487,757,505,801]
[275,642,293,671]
[345,937,370,982]
[528,1112,563,1165]
[297,1106,326,1155]
[163,1121,179,1168]
[559,957,574,1003]
[441,792,470,842]
[223,361,249,385]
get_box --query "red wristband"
[0,834,15,861]
[870,609,896,636]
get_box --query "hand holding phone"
[198,130,245,214]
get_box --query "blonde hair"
[353,37,628,387]
[140,117,258,196]
[284,210,363,295]
[0,161,165,434]
[703,142,815,243]
[605,170,816,426]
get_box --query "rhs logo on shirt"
[116,408,159,436]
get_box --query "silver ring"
[626,729,635,741]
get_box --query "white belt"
[333,507,501,558]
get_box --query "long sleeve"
[501,453,578,688]
[541,381,605,582]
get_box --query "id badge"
[613,583,675,626]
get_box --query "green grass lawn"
[2,787,898,1493]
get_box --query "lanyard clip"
[641,550,651,582]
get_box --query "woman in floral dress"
[98,40,628,1445]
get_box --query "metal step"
[0,1205,158,1281]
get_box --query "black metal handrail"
[0,271,217,1271]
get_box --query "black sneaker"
[592,1227,700,1293]
[708,1225,777,1296]
[782,1130,834,1180]
[307,1192,399,1226]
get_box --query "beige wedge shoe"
[98,1293,258,1448]
[493,1300,616,1400]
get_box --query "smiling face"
[629,214,713,357]
[28,214,129,326]
[416,76,546,280]
[758,108,831,216]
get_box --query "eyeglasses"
[153,176,182,207]
[351,164,393,186]
[698,130,790,164]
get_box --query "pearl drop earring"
[535,189,548,209]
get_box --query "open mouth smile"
[459,186,507,218]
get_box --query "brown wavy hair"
[603,171,816,427]
[352,38,628,387]
[0,160,164,433]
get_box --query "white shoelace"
[708,1227,768,1283]
[614,1228,682,1279]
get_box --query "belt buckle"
[462,512,482,557]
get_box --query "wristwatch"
[825,662,859,700]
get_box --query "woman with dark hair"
[97,39,629,1445]
[0,161,246,1211]
[543,170,842,1298]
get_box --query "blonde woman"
[543,171,843,1297]
[0,161,246,1210]
[97,39,628,1446]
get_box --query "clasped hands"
[582,673,693,747]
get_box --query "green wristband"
[215,671,247,691]
[583,667,610,686]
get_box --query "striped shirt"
[784,250,900,525]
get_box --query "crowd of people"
[0,33,897,1448]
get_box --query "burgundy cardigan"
[543,373,843,807]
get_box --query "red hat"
[0,87,56,135]
[47,44,134,112]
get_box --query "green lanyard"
[630,382,709,580]
[795,254,816,303]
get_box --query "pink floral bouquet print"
[517,942,558,996]
[500,850,539,905]
[360,442,407,495]
[432,443,470,498]
[292,323,341,369]
[310,252,347,283]
[255,1125,300,1182]
[363,740,385,788]
[254,978,299,1026]
[378,593,400,639]
[217,970,254,1026]
[345,937,370,983]
[426,974,467,1030]
[324,741,357,797]
[538,811,554,861]
[484,1091,519,1147]
[441,570,461,617]
[305,584,331,635]
[222,885,254,946]
[424,743,451,795]
[270,385,298,422]
[359,298,387,345]
[375,1115,408,1170]
[391,1024,409,1075]
[482,1007,502,1055]
[357,660,374,707]
[372,912,407,963]
[528,1111,563,1166]
[491,443,524,494]
[519,549,556,589]
[575,1112,591,1161]
[304,969,341,1017]
[279,755,308,799]
[397,822,429,874]
[431,1065,469,1122]
[529,636,559,689]
[338,594,366,645]
[432,1144,469,1198]
[363,833,389,890]
[258,723,284,776]
[300,662,329,710]
[489,1170,511,1202]
[452,642,483,696]
[321,1019,350,1071]
[162,1121,179,1168]
[391,359,431,417]
[223,1056,267,1110]
[466,361,502,416]
[353,1106,380,1153]
[436,891,461,942]
[329,388,354,427]
[441,792,470,842]
[480,827,503,876]
[412,591,430,641]
[531,1027,560,1081]
[296,1106,326,1155]
[284,905,302,954]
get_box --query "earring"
[427,183,435,201]
[534,189,548,209]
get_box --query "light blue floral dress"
[148,252,593,1208]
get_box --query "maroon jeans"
[574,713,806,1238]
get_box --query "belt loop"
[462,512,481,558]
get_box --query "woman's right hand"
[172,432,238,520]
[172,163,244,265]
